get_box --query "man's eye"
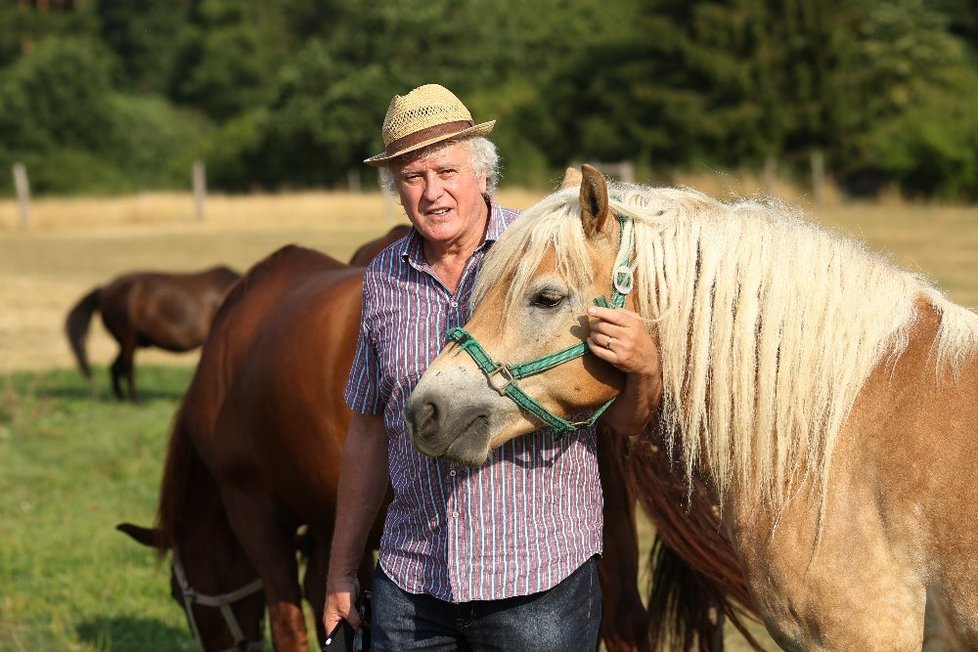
[532,291,564,309]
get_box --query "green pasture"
[0,366,197,651]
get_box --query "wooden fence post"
[193,160,207,222]
[348,169,361,193]
[13,163,30,230]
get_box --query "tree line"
[1,0,977,199]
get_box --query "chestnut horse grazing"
[65,265,240,401]
[408,165,978,650]
[118,245,377,651]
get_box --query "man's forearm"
[328,414,389,580]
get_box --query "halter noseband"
[172,550,265,652]
[446,214,635,434]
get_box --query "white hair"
[377,136,500,195]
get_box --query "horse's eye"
[532,290,564,309]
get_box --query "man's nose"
[422,175,444,201]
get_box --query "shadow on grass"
[76,615,193,651]
[33,382,189,403]
[2,366,194,404]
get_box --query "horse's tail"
[155,401,203,558]
[623,430,763,650]
[65,287,101,378]
[646,536,764,651]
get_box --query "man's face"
[391,141,489,247]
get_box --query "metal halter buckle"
[486,364,515,395]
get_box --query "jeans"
[370,557,601,651]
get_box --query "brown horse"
[408,165,978,649]
[118,245,374,651]
[65,265,240,401]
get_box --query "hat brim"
[363,120,496,167]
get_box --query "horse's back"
[349,224,411,266]
[96,266,241,351]
[179,246,349,456]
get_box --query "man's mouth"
[428,208,451,216]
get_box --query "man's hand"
[587,306,663,436]
[323,576,361,636]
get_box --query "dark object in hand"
[323,590,371,652]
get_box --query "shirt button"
[450,300,458,308]
[452,511,459,519]
[450,469,456,477]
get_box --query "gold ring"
[605,336,614,349]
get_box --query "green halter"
[445,214,635,434]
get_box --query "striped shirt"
[344,197,603,603]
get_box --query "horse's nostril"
[417,402,438,436]
[407,401,439,441]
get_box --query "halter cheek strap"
[446,326,615,434]
[446,214,634,435]
[172,550,265,652]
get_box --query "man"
[323,84,660,650]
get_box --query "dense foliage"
[1,0,976,198]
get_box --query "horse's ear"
[116,522,166,550]
[558,167,582,190]
[580,164,611,238]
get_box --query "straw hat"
[364,84,495,166]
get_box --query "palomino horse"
[65,265,241,401]
[408,165,978,650]
[115,229,745,650]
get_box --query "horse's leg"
[221,489,308,652]
[110,335,138,402]
[109,352,125,401]
[596,428,647,652]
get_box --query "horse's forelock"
[474,190,593,318]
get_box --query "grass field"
[1,186,976,650]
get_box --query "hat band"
[385,120,474,158]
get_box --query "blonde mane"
[475,183,978,505]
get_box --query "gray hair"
[378,136,500,196]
